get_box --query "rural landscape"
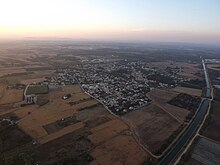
[0,40,219,165]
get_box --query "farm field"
[0,84,147,164]
[0,42,214,165]
[17,96,98,139]
[202,101,220,142]
[186,159,204,165]
[90,134,147,165]
[0,86,23,104]
[0,67,26,77]
[147,61,202,80]
[124,103,180,153]
[172,87,202,97]
[191,137,220,165]
[20,77,46,85]
[26,85,48,95]
[148,88,189,123]
[207,63,220,71]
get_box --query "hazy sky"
[0,0,220,43]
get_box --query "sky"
[0,0,220,43]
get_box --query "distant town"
[39,60,190,116]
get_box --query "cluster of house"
[43,60,187,115]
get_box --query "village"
[39,60,189,115]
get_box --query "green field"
[26,85,48,95]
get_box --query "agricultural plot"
[202,101,220,142]
[26,85,48,95]
[0,120,32,153]
[20,77,46,85]
[168,93,201,112]
[172,87,202,97]
[148,61,202,80]
[0,87,23,104]
[88,119,128,144]
[90,135,146,165]
[1,84,147,165]
[191,137,220,165]
[149,88,189,123]
[207,63,220,71]
[124,103,180,153]
[0,67,26,77]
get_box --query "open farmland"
[202,101,220,142]
[1,41,216,165]
[20,77,46,85]
[168,93,201,122]
[148,88,189,123]
[168,93,201,112]
[1,84,147,165]
[0,86,23,104]
[90,134,147,165]
[147,61,202,80]
[207,63,220,71]
[0,67,26,77]
[191,137,220,165]
[124,103,180,153]
[88,119,128,144]
[0,69,55,86]
[17,96,98,139]
[172,87,202,97]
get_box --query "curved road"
[158,59,211,165]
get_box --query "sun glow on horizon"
[0,0,220,43]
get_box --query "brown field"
[63,85,82,94]
[70,92,91,101]
[207,63,220,71]
[178,72,199,80]
[148,88,189,123]
[148,61,201,79]
[39,122,84,144]
[175,62,202,79]
[75,105,110,121]
[17,98,98,139]
[88,119,128,144]
[0,86,23,104]
[14,105,37,118]
[20,77,46,85]
[0,105,18,116]
[90,135,147,165]
[0,69,55,86]
[11,84,97,140]
[172,87,202,97]
[202,101,220,142]
[124,103,180,152]
[0,67,26,77]
[10,85,148,164]
[0,49,149,164]
[0,85,6,100]
[148,88,178,103]
[163,104,189,123]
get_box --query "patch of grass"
[26,85,48,95]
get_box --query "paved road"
[158,59,211,165]
[158,99,209,165]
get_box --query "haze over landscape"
[0,0,220,44]
[0,1,220,165]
